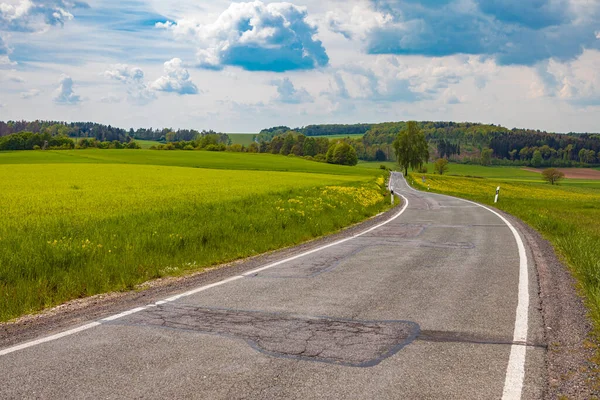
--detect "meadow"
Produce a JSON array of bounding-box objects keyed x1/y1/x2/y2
[
  {"x1": 409, "y1": 167, "x2": 600, "y2": 335},
  {"x1": 0, "y1": 151, "x2": 389, "y2": 321},
  {"x1": 228, "y1": 133, "x2": 257, "y2": 146},
  {"x1": 0, "y1": 150, "x2": 383, "y2": 176}
]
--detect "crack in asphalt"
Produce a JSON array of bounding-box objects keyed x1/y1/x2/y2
[{"x1": 104, "y1": 304, "x2": 419, "y2": 367}]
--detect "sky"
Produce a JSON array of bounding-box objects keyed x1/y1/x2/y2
[{"x1": 0, "y1": 0, "x2": 599, "y2": 133}]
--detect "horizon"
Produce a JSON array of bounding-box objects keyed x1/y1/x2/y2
[{"x1": 1, "y1": 1, "x2": 599, "y2": 133}]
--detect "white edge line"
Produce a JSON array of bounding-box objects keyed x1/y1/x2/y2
[
  {"x1": 402, "y1": 174, "x2": 529, "y2": 400},
  {"x1": 0, "y1": 322, "x2": 102, "y2": 357},
  {"x1": 0, "y1": 179, "x2": 409, "y2": 358}
]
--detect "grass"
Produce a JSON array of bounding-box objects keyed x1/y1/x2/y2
[
  {"x1": 409, "y1": 169, "x2": 600, "y2": 338},
  {"x1": 228, "y1": 133, "x2": 257, "y2": 146},
  {"x1": 135, "y1": 139, "x2": 162, "y2": 149},
  {"x1": 312, "y1": 133, "x2": 365, "y2": 139},
  {"x1": 357, "y1": 161, "x2": 399, "y2": 170},
  {"x1": 0, "y1": 152, "x2": 390, "y2": 321},
  {"x1": 0, "y1": 150, "x2": 382, "y2": 176}
]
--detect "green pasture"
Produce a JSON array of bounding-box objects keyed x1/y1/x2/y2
[
  {"x1": 0, "y1": 150, "x2": 381, "y2": 176},
  {"x1": 227, "y1": 133, "x2": 257, "y2": 146},
  {"x1": 0, "y1": 152, "x2": 389, "y2": 321},
  {"x1": 312, "y1": 133, "x2": 365, "y2": 140},
  {"x1": 135, "y1": 139, "x2": 162, "y2": 149}
]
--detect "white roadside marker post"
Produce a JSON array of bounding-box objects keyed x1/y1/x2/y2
[
  {"x1": 391, "y1": 189, "x2": 395, "y2": 205},
  {"x1": 495, "y1": 186, "x2": 500, "y2": 203}
]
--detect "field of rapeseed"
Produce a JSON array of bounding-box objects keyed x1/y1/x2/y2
[
  {"x1": 410, "y1": 172, "x2": 600, "y2": 335},
  {"x1": 0, "y1": 161, "x2": 390, "y2": 321}
]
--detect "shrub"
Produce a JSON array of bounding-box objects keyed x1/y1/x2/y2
[
  {"x1": 433, "y1": 158, "x2": 449, "y2": 175},
  {"x1": 417, "y1": 165, "x2": 428, "y2": 173},
  {"x1": 542, "y1": 168, "x2": 565, "y2": 185},
  {"x1": 183, "y1": 145, "x2": 194, "y2": 150}
]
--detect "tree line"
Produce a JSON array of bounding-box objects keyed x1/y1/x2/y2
[
  {"x1": 258, "y1": 121, "x2": 600, "y2": 166},
  {"x1": 0, "y1": 132, "x2": 141, "y2": 151}
]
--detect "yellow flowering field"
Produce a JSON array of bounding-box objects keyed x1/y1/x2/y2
[{"x1": 0, "y1": 162, "x2": 390, "y2": 321}]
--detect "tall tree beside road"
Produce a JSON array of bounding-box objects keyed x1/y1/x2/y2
[{"x1": 393, "y1": 121, "x2": 429, "y2": 176}]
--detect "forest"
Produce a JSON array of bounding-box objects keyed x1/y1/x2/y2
[{"x1": 2, "y1": 120, "x2": 599, "y2": 167}]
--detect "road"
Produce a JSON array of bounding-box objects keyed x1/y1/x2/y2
[{"x1": 0, "y1": 172, "x2": 545, "y2": 399}]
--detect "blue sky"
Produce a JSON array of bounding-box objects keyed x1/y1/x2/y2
[{"x1": 1, "y1": 0, "x2": 599, "y2": 132}]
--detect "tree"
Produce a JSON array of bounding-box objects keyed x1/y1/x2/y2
[
  {"x1": 393, "y1": 121, "x2": 429, "y2": 176},
  {"x1": 532, "y1": 150, "x2": 543, "y2": 167},
  {"x1": 434, "y1": 158, "x2": 449, "y2": 175},
  {"x1": 542, "y1": 168, "x2": 565, "y2": 185},
  {"x1": 480, "y1": 148, "x2": 493, "y2": 166},
  {"x1": 326, "y1": 142, "x2": 358, "y2": 166}
]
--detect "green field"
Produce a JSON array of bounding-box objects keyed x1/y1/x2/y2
[
  {"x1": 0, "y1": 150, "x2": 382, "y2": 176},
  {"x1": 0, "y1": 150, "x2": 389, "y2": 321},
  {"x1": 227, "y1": 133, "x2": 257, "y2": 146},
  {"x1": 312, "y1": 133, "x2": 365, "y2": 140},
  {"x1": 135, "y1": 139, "x2": 162, "y2": 149},
  {"x1": 409, "y1": 167, "x2": 600, "y2": 337}
]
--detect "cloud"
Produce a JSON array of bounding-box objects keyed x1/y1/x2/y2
[
  {"x1": 20, "y1": 88, "x2": 40, "y2": 98},
  {"x1": 0, "y1": 0, "x2": 88, "y2": 31},
  {"x1": 272, "y1": 77, "x2": 312, "y2": 104},
  {"x1": 150, "y1": 58, "x2": 198, "y2": 95},
  {"x1": 158, "y1": 1, "x2": 329, "y2": 72},
  {"x1": 52, "y1": 73, "x2": 80, "y2": 104},
  {"x1": 534, "y1": 49, "x2": 600, "y2": 106},
  {"x1": 104, "y1": 64, "x2": 156, "y2": 105},
  {"x1": 0, "y1": 0, "x2": 87, "y2": 63},
  {"x1": 99, "y1": 95, "x2": 121, "y2": 103},
  {"x1": 330, "y1": 0, "x2": 600, "y2": 66}
]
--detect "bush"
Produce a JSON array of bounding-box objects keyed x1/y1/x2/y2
[
  {"x1": 417, "y1": 165, "x2": 428, "y2": 173},
  {"x1": 542, "y1": 168, "x2": 565, "y2": 185},
  {"x1": 183, "y1": 145, "x2": 194, "y2": 150},
  {"x1": 433, "y1": 158, "x2": 449, "y2": 175},
  {"x1": 33, "y1": 145, "x2": 41, "y2": 150},
  {"x1": 205, "y1": 144, "x2": 226, "y2": 152},
  {"x1": 326, "y1": 142, "x2": 358, "y2": 166}
]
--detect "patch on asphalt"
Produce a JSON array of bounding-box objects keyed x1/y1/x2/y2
[{"x1": 109, "y1": 304, "x2": 419, "y2": 367}]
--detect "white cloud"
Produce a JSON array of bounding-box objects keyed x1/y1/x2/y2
[
  {"x1": 52, "y1": 73, "x2": 80, "y2": 104},
  {"x1": 158, "y1": 1, "x2": 329, "y2": 72},
  {"x1": 150, "y1": 58, "x2": 198, "y2": 95},
  {"x1": 0, "y1": 0, "x2": 84, "y2": 31},
  {"x1": 20, "y1": 88, "x2": 40, "y2": 98},
  {"x1": 99, "y1": 95, "x2": 121, "y2": 103},
  {"x1": 534, "y1": 50, "x2": 600, "y2": 106},
  {"x1": 104, "y1": 64, "x2": 156, "y2": 105},
  {"x1": 272, "y1": 77, "x2": 312, "y2": 104},
  {"x1": 326, "y1": 1, "x2": 394, "y2": 41}
]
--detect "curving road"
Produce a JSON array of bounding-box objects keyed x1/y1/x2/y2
[{"x1": 0, "y1": 172, "x2": 545, "y2": 399}]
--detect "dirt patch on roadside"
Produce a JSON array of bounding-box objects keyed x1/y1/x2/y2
[{"x1": 523, "y1": 167, "x2": 600, "y2": 180}]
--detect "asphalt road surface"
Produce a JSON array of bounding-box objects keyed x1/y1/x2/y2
[{"x1": 0, "y1": 173, "x2": 545, "y2": 399}]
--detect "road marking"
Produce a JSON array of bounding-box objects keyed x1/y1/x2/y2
[
  {"x1": 0, "y1": 322, "x2": 101, "y2": 357},
  {"x1": 400, "y1": 174, "x2": 529, "y2": 400},
  {"x1": 0, "y1": 179, "x2": 409, "y2": 357}
]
